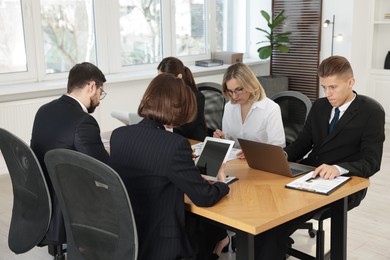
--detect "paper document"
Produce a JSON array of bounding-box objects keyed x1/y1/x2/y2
[{"x1": 285, "y1": 171, "x2": 351, "y2": 195}]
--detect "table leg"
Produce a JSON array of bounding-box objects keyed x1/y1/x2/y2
[
  {"x1": 330, "y1": 197, "x2": 347, "y2": 260},
  {"x1": 235, "y1": 231, "x2": 255, "y2": 260}
]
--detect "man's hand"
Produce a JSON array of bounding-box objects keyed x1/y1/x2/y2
[
  {"x1": 312, "y1": 164, "x2": 340, "y2": 179},
  {"x1": 213, "y1": 129, "x2": 225, "y2": 139}
]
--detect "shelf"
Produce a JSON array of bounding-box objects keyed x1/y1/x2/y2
[
  {"x1": 370, "y1": 68, "x2": 390, "y2": 76},
  {"x1": 373, "y1": 20, "x2": 390, "y2": 24}
]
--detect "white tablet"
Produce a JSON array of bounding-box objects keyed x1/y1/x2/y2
[{"x1": 194, "y1": 137, "x2": 236, "y2": 183}]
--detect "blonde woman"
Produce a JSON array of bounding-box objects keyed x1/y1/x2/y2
[{"x1": 214, "y1": 62, "x2": 285, "y2": 157}]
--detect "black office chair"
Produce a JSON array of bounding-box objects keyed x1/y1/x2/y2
[
  {"x1": 0, "y1": 128, "x2": 65, "y2": 259},
  {"x1": 197, "y1": 82, "x2": 226, "y2": 136},
  {"x1": 44, "y1": 149, "x2": 138, "y2": 260},
  {"x1": 271, "y1": 90, "x2": 312, "y2": 146}
]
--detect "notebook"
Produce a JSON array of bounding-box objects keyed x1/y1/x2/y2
[
  {"x1": 193, "y1": 137, "x2": 238, "y2": 184},
  {"x1": 238, "y1": 138, "x2": 315, "y2": 177}
]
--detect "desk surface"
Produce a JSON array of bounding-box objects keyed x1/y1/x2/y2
[{"x1": 185, "y1": 158, "x2": 370, "y2": 235}]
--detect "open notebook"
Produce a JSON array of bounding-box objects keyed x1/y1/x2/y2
[{"x1": 192, "y1": 137, "x2": 238, "y2": 184}]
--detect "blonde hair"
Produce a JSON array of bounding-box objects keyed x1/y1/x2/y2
[{"x1": 222, "y1": 63, "x2": 266, "y2": 103}]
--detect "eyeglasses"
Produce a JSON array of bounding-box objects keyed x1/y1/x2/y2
[
  {"x1": 225, "y1": 87, "x2": 244, "y2": 96},
  {"x1": 99, "y1": 87, "x2": 107, "y2": 100}
]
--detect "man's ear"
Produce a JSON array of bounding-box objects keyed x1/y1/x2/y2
[{"x1": 86, "y1": 81, "x2": 97, "y2": 95}]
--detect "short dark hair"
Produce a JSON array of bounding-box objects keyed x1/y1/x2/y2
[
  {"x1": 67, "y1": 62, "x2": 106, "y2": 93},
  {"x1": 318, "y1": 56, "x2": 354, "y2": 79},
  {"x1": 138, "y1": 73, "x2": 196, "y2": 127}
]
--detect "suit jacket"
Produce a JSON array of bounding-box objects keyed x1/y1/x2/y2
[
  {"x1": 285, "y1": 93, "x2": 385, "y2": 209},
  {"x1": 31, "y1": 94, "x2": 109, "y2": 244},
  {"x1": 174, "y1": 86, "x2": 208, "y2": 141},
  {"x1": 109, "y1": 119, "x2": 229, "y2": 260}
]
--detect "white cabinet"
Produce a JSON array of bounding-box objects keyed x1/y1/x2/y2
[
  {"x1": 369, "y1": 0, "x2": 390, "y2": 128},
  {"x1": 370, "y1": 0, "x2": 390, "y2": 72}
]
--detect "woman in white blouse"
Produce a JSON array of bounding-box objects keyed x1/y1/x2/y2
[{"x1": 214, "y1": 62, "x2": 285, "y2": 156}]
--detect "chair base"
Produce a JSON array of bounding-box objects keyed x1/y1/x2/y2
[{"x1": 48, "y1": 244, "x2": 66, "y2": 260}]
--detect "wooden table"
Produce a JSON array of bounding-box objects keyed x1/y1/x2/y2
[{"x1": 185, "y1": 158, "x2": 370, "y2": 259}]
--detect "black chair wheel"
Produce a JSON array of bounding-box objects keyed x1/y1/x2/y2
[
  {"x1": 231, "y1": 234, "x2": 236, "y2": 252},
  {"x1": 308, "y1": 229, "x2": 317, "y2": 238}
]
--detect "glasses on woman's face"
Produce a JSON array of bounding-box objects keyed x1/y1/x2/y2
[
  {"x1": 226, "y1": 87, "x2": 244, "y2": 96},
  {"x1": 99, "y1": 87, "x2": 107, "y2": 100}
]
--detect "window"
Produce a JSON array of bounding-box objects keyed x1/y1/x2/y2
[
  {"x1": 40, "y1": 0, "x2": 97, "y2": 73},
  {"x1": 0, "y1": 0, "x2": 261, "y2": 86},
  {"x1": 119, "y1": 0, "x2": 161, "y2": 66},
  {"x1": 0, "y1": 0, "x2": 27, "y2": 74}
]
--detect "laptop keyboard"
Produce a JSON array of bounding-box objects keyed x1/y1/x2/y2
[{"x1": 290, "y1": 168, "x2": 304, "y2": 176}]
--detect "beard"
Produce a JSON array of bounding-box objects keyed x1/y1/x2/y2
[{"x1": 87, "y1": 98, "x2": 100, "y2": 113}]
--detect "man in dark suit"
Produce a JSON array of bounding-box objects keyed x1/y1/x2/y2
[
  {"x1": 30, "y1": 62, "x2": 109, "y2": 256},
  {"x1": 254, "y1": 56, "x2": 385, "y2": 259}
]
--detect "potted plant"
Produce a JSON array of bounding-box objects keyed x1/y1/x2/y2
[{"x1": 256, "y1": 10, "x2": 291, "y2": 97}]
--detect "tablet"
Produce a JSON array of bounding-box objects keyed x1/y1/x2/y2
[{"x1": 194, "y1": 137, "x2": 236, "y2": 183}]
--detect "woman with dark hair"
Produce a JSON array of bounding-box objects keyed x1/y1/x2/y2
[
  {"x1": 157, "y1": 56, "x2": 208, "y2": 141},
  {"x1": 109, "y1": 73, "x2": 229, "y2": 260}
]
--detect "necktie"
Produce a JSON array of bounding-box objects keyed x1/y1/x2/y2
[{"x1": 328, "y1": 107, "x2": 340, "y2": 133}]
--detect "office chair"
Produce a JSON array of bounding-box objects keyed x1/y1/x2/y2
[
  {"x1": 111, "y1": 111, "x2": 143, "y2": 125},
  {"x1": 44, "y1": 149, "x2": 138, "y2": 260},
  {"x1": 197, "y1": 82, "x2": 226, "y2": 136},
  {"x1": 0, "y1": 128, "x2": 65, "y2": 259},
  {"x1": 270, "y1": 91, "x2": 312, "y2": 146}
]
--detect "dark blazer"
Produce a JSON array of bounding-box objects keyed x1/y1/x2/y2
[
  {"x1": 285, "y1": 93, "x2": 385, "y2": 209},
  {"x1": 109, "y1": 119, "x2": 229, "y2": 260},
  {"x1": 174, "y1": 86, "x2": 208, "y2": 141},
  {"x1": 31, "y1": 94, "x2": 109, "y2": 243}
]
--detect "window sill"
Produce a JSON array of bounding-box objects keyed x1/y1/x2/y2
[{"x1": 0, "y1": 59, "x2": 267, "y2": 102}]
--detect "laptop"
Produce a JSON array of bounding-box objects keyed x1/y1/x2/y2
[
  {"x1": 238, "y1": 138, "x2": 315, "y2": 177},
  {"x1": 193, "y1": 137, "x2": 238, "y2": 184}
]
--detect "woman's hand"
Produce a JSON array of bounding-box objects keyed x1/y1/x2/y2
[
  {"x1": 213, "y1": 129, "x2": 225, "y2": 139},
  {"x1": 216, "y1": 163, "x2": 227, "y2": 182},
  {"x1": 236, "y1": 150, "x2": 245, "y2": 159}
]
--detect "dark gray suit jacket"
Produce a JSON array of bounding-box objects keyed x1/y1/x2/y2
[
  {"x1": 31, "y1": 94, "x2": 109, "y2": 244},
  {"x1": 109, "y1": 119, "x2": 229, "y2": 260},
  {"x1": 285, "y1": 93, "x2": 385, "y2": 209}
]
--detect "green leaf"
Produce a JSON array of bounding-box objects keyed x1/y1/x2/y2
[
  {"x1": 276, "y1": 45, "x2": 289, "y2": 53},
  {"x1": 260, "y1": 10, "x2": 270, "y2": 23},
  {"x1": 258, "y1": 46, "x2": 272, "y2": 60}
]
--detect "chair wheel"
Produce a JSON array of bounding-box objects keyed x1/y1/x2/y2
[
  {"x1": 308, "y1": 229, "x2": 317, "y2": 238},
  {"x1": 231, "y1": 234, "x2": 236, "y2": 252}
]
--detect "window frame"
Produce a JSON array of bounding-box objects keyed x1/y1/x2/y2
[{"x1": 0, "y1": 0, "x2": 261, "y2": 87}]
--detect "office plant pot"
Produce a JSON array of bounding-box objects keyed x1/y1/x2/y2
[{"x1": 257, "y1": 75, "x2": 288, "y2": 97}]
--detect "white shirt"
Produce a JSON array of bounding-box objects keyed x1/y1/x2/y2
[
  {"x1": 66, "y1": 94, "x2": 88, "y2": 113},
  {"x1": 222, "y1": 97, "x2": 286, "y2": 148}
]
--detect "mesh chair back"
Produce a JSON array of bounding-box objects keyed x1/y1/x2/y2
[
  {"x1": 0, "y1": 128, "x2": 51, "y2": 254},
  {"x1": 44, "y1": 149, "x2": 138, "y2": 260},
  {"x1": 197, "y1": 82, "x2": 225, "y2": 135},
  {"x1": 271, "y1": 91, "x2": 312, "y2": 145}
]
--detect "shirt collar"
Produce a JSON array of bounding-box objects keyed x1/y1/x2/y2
[{"x1": 66, "y1": 94, "x2": 88, "y2": 113}]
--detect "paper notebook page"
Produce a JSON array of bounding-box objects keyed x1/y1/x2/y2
[{"x1": 286, "y1": 171, "x2": 350, "y2": 194}]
